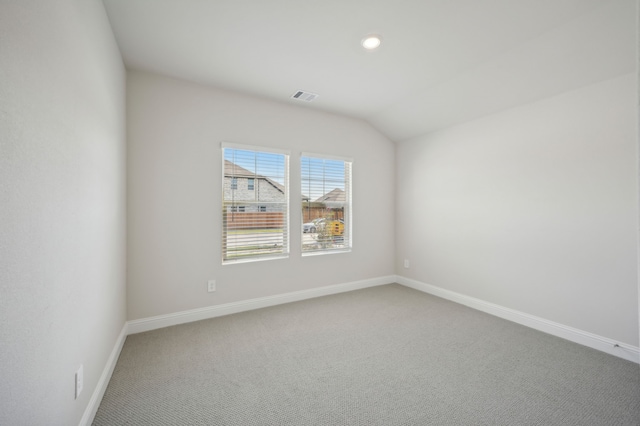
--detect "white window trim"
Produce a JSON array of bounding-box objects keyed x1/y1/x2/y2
[
  {"x1": 301, "y1": 152, "x2": 353, "y2": 163},
  {"x1": 222, "y1": 141, "x2": 290, "y2": 155}
]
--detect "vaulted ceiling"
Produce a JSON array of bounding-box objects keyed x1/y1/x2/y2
[{"x1": 103, "y1": 0, "x2": 636, "y2": 142}]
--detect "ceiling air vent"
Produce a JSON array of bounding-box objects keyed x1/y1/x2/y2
[{"x1": 291, "y1": 90, "x2": 318, "y2": 102}]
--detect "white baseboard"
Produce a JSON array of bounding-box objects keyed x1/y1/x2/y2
[
  {"x1": 127, "y1": 275, "x2": 396, "y2": 335},
  {"x1": 395, "y1": 275, "x2": 639, "y2": 364},
  {"x1": 79, "y1": 322, "x2": 128, "y2": 426}
]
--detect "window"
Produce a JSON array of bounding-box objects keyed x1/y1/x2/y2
[
  {"x1": 301, "y1": 154, "x2": 352, "y2": 254},
  {"x1": 222, "y1": 143, "x2": 289, "y2": 263}
]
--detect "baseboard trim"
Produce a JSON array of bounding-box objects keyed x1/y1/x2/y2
[
  {"x1": 79, "y1": 322, "x2": 128, "y2": 426},
  {"x1": 395, "y1": 275, "x2": 640, "y2": 364},
  {"x1": 127, "y1": 275, "x2": 396, "y2": 335}
]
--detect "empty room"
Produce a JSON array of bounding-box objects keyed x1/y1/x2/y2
[{"x1": 1, "y1": 0, "x2": 639, "y2": 425}]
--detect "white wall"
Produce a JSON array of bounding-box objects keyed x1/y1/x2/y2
[
  {"x1": 0, "y1": 1, "x2": 127, "y2": 424},
  {"x1": 126, "y1": 70, "x2": 395, "y2": 320},
  {"x1": 396, "y1": 73, "x2": 639, "y2": 346}
]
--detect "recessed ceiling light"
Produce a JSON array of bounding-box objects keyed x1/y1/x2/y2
[{"x1": 362, "y1": 34, "x2": 382, "y2": 50}]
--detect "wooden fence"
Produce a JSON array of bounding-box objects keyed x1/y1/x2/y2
[
  {"x1": 223, "y1": 209, "x2": 344, "y2": 230},
  {"x1": 224, "y1": 212, "x2": 284, "y2": 230},
  {"x1": 302, "y1": 206, "x2": 344, "y2": 222}
]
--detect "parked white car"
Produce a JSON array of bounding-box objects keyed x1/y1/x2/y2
[{"x1": 302, "y1": 218, "x2": 325, "y2": 233}]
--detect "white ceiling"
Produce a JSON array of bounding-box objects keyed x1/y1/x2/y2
[{"x1": 103, "y1": 0, "x2": 636, "y2": 142}]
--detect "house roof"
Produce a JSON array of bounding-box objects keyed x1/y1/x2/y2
[
  {"x1": 224, "y1": 160, "x2": 255, "y2": 178},
  {"x1": 315, "y1": 188, "x2": 345, "y2": 203}
]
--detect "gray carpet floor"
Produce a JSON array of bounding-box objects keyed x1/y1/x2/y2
[{"x1": 93, "y1": 284, "x2": 640, "y2": 425}]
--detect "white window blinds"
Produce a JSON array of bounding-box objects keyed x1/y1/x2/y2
[
  {"x1": 301, "y1": 154, "x2": 352, "y2": 254},
  {"x1": 222, "y1": 145, "x2": 289, "y2": 263}
]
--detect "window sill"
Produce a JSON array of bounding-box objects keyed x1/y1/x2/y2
[
  {"x1": 222, "y1": 254, "x2": 289, "y2": 265},
  {"x1": 301, "y1": 248, "x2": 352, "y2": 257}
]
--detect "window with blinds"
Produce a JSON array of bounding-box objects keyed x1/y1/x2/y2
[
  {"x1": 222, "y1": 144, "x2": 289, "y2": 263},
  {"x1": 301, "y1": 154, "x2": 352, "y2": 255}
]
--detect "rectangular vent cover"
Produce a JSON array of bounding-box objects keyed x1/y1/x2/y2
[{"x1": 291, "y1": 90, "x2": 318, "y2": 102}]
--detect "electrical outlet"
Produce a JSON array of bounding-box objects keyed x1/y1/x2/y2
[
  {"x1": 404, "y1": 259, "x2": 410, "y2": 269},
  {"x1": 75, "y1": 365, "x2": 83, "y2": 399},
  {"x1": 207, "y1": 280, "x2": 216, "y2": 292}
]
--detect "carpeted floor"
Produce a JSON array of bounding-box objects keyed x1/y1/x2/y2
[{"x1": 93, "y1": 284, "x2": 640, "y2": 425}]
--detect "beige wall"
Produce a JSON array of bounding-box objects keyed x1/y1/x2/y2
[
  {"x1": 126, "y1": 70, "x2": 396, "y2": 320},
  {"x1": 0, "y1": 0, "x2": 127, "y2": 424},
  {"x1": 396, "y1": 73, "x2": 639, "y2": 346}
]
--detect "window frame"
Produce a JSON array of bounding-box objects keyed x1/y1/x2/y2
[
  {"x1": 221, "y1": 142, "x2": 290, "y2": 264},
  {"x1": 300, "y1": 152, "x2": 353, "y2": 256}
]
